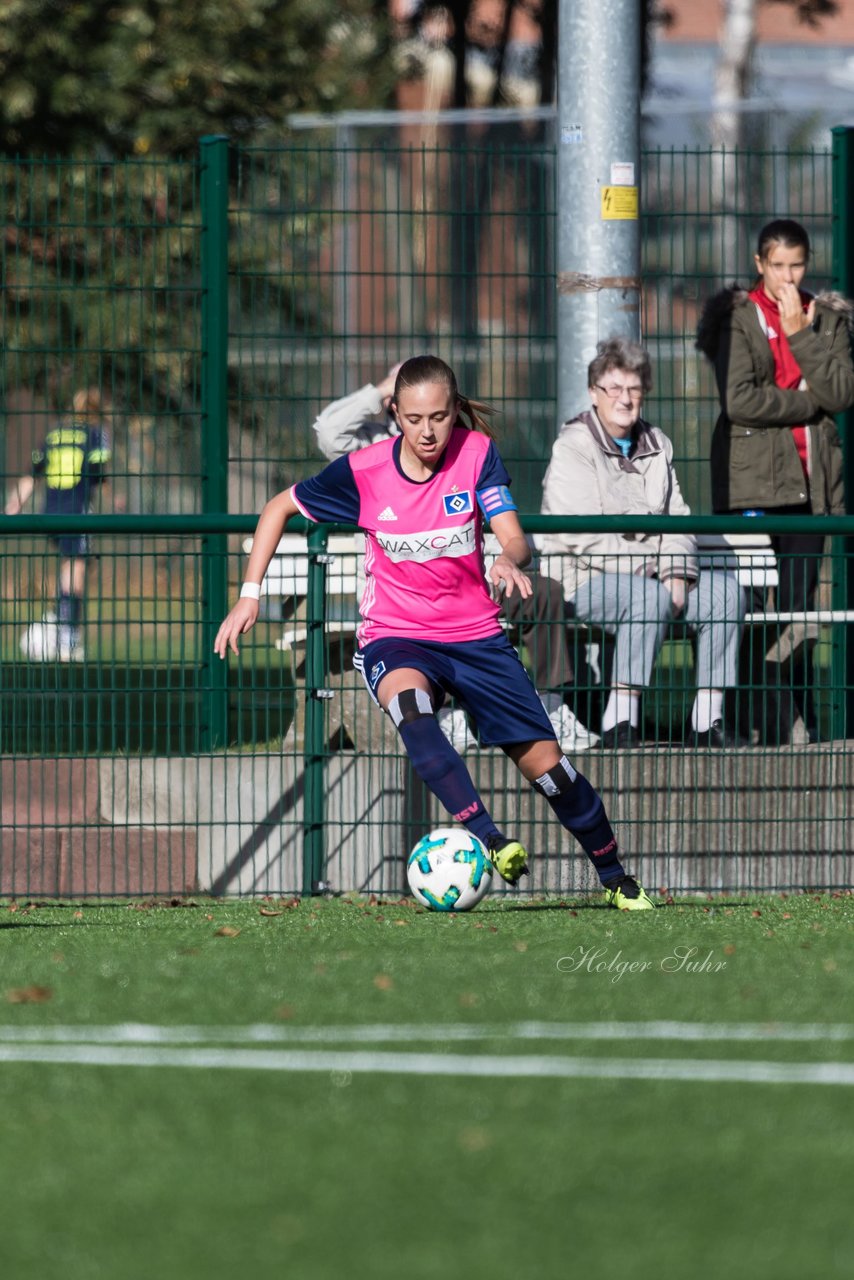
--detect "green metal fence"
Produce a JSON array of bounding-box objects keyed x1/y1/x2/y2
[
  {"x1": 2, "y1": 133, "x2": 847, "y2": 515},
  {"x1": 0, "y1": 513, "x2": 852, "y2": 899},
  {"x1": 2, "y1": 132, "x2": 854, "y2": 898}
]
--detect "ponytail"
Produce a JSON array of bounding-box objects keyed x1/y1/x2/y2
[{"x1": 457, "y1": 393, "x2": 496, "y2": 438}]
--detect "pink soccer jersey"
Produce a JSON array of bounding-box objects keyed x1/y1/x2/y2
[{"x1": 291, "y1": 426, "x2": 517, "y2": 645}]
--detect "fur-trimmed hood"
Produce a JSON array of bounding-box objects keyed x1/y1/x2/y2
[{"x1": 696, "y1": 284, "x2": 854, "y2": 360}]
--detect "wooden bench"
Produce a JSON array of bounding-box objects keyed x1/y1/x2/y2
[
  {"x1": 242, "y1": 533, "x2": 361, "y2": 652},
  {"x1": 697, "y1": 530, "x2": 854, "y2": 667},
  {"x1": 247, "y1": 529, "x2": 854, "y2": 746},
  {"x1": 248, "y1": 528, "x2": 854, "y2": 648}
]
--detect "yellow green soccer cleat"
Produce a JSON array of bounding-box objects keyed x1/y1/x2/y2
[
  {"x1": 486, "y1": 834, "x2": 529, "y2": 886},
  {"x1": 603, "y1": 875, "x2": 655, "y2": 911}
]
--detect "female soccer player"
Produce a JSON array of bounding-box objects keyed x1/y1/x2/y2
[{"x1": 215, "y1": 356, "x2": 653, "y2": 909}]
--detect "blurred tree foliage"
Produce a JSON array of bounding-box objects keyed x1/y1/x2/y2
[
  {"x1": 0, "y1": 0, "x2": 390, "y2": 156},
  {"x1": 0, "y1": 3, "x2": 389, "y2": 496}
]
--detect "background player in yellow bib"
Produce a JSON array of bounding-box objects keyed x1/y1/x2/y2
[{"x1": 5, "y1": 387, "x2": 112, "y2": 661}]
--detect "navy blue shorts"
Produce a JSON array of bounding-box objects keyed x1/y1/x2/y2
[
  {"x1": 355, "y1": 633, "x2": 555, "y2": 747},
  {"x1": 51, "y1": 534, "x2": 91, "y2": 560}
]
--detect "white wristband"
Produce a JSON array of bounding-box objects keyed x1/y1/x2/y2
[{"x1": 240, "y1": 582, "x2": 262, "y2": 600}]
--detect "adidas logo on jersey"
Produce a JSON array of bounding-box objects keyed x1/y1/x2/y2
[{"x1": 378, "y1": 506, "x2": 398, "y2": 521}]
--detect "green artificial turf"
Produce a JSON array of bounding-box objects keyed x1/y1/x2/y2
[{"x1": 1, "y1": 893, "x2": 853, "y2": 1280}]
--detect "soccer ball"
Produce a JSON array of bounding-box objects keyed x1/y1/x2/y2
[
  {"x1": 406, "y1": 827, "x2": 493, "y2": 912},
  {"x1": 19, "y1": 613, "x2": 58, "y2": 661}
]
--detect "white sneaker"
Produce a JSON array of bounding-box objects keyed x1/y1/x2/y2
[
  {"x1": 540, "y1": 694, "x2": 599, "y2": 752},
  {"x1": 437, "y1": 706, "x2": 477, "y2": 753},
  {"x1": 57, "y1": 643, "x2": 85, "y2": 663},
  {"x1": 19, "y1": 613, "x2": 58, "y2": 661}
]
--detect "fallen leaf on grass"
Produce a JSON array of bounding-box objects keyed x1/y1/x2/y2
[
  {"x1": 213, "y1": 926, "x2": 240, "y2": 938},
  {"x1": 7, "y1": 985, "x2": 52, "y2": 1004},
  {"x1": 373, "y1": 974, "x2": 394, "y2": 991},
  {"x1": 259, "y1": 908, "x2": 283, "y2": 917},
  {"x1": 458, "y1": 1126, "x2": 491, "y2": 1153},
  {"x1": 513, "y1": 941, "x2": 528, "y2": 952}
]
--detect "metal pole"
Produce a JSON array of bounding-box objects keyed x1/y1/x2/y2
[
  {"x1": 199, "y1": 135, "x2": 231, "y2": 751},
  {"x1": 303, "y1": 523, "x2": 331, "y2": 895},
  {"x1": 198, "y1": 135, "x2": 230, "y2": 747},
  {"x1": 831, "y1": 125, "x2": 854, "y2": 740},
  {"x1": 556, "y1": 0, "x2": 641, "y2": 426}
]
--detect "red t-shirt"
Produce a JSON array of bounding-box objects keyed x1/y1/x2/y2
[{"x1": 749, "y1": 284, "x2": 811, "y2": 478}]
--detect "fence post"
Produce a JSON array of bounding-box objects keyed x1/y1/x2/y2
[
  {"x1": 199, "y1": 135, "x2": 231, "y2": 751},
  {"x1": 831, "y1": 126, "x2": 854, "y2": 740},
  {"x1": 303, "y1": 523, "x2": 331, "y2": 895}
]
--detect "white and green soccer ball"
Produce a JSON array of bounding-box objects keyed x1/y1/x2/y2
[
  {"x1": 19, "y1": 612, "x2": 58, "y2": 661},
  {"x1": 406, "y1": 827, "x2": 492, "y2": 912}
]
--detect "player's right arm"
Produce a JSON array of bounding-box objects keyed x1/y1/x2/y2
[{"x1": 214, "y1": 487, "x2": 300, "y2": 658}]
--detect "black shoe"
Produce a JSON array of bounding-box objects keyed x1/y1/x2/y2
[
  {"x1": 600, "y1": 721, "x2": 641, "y2": 749},
  {"x1": 691, "y1": 719, "x2": 748, "y2": 749}
]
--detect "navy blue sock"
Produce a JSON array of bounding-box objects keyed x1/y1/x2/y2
[
  {"x1": 533, "y1": 756, "x2": 625, "y2": 885},
  {"x1": 57, "y1": 591, "x2": 82, "y2": 627},
  {"x1": 390, "y1": 692, "x2": 499, "y2": 846}
]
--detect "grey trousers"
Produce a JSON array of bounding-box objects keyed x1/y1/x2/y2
[
  {"x1": 501, "y1": 573, "x2": 574, "y2": 691},
  {"x1": 568, "y1": 571, "x2": 746, "y2": 689}
]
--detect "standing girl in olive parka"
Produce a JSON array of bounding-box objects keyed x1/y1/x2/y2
[{"x1": 696, "y1": 218, "x2": 854, "y2": 743}]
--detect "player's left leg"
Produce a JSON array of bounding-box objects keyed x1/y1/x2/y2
[
  {"x1": 457, "y1": 636, "x2": 654, "y2": 908},
  {"x1": 56, "y1": 549, "x2": 87, "y2": 660},
  {"x1": 507, "y1": 740, "x2": 653, "y2": 909},
  {"x1": 372, "y1": 662, "x2": 508, "y2": 854}
]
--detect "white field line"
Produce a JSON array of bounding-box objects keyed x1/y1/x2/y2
[
  {"x1": 0, "y1": 1042, "x2": 853, "y2": 1086},
  {"x1": 0, "y1": 1021, "x2": 853, "y2": 1046}
]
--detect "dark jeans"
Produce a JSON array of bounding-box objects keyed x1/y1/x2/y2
[
  {"x1": 501, "y1": 573, "x2": 574, "y2": 693},
  {"x1": 736, "y1": 504, "x2": 825, "y2": 742}
]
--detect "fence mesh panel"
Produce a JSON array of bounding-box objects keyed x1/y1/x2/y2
[{"x1": 1, "y1": 138, "x2": 851, "y2": 898}]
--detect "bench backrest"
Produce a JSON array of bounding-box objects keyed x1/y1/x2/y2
[
  {"x1": 242, "y1": 534, "x2": 360, "y2": 597},
  {"x1": 245, "y1": 529, "x2": 779, "y2": 598}
]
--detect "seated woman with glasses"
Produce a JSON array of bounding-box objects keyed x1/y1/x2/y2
[{"x1": 538, "y1": 336, "x2": 746, "y2": 749}]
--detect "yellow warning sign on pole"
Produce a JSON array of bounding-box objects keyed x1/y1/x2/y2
[{"x1": 600, "y1": 186, "x2": 638, "y2": 220}]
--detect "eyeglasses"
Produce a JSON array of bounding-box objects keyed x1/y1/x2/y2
[{"x1": 594, "y1": 383, "x2": 644, "y2": 401}]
